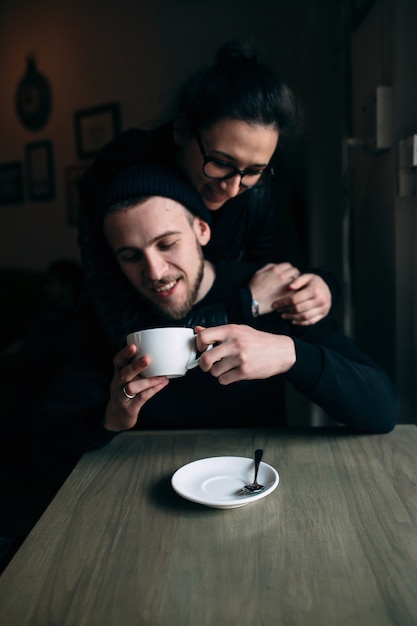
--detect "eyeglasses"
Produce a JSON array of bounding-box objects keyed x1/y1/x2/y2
[{"x1": 195, "y1": 133, "x2": 272, "y2": 190}]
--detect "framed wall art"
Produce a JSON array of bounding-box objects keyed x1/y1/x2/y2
[
  {"x1": 65, "y1": 164, "x2": 90, "y2": 225},
  {"x1": 74, "y1": 102, "x2": 121, "y2": 159},
  {"x1": 0, "y1": 161, "x2": 24, "y2": 204},
  {"x1": 25, "y1": 140, "x2": 55, "y2": 201}
]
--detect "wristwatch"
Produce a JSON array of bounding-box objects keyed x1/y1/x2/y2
[{"x1": 251, "y1": 298, "x2": 260, "y2": 318}]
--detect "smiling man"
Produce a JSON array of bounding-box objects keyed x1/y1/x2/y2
[
  {"x1": 29, "y1": 163, "x2": 398, "y2": 466},
  {"x1": 104, "y1": 194, "x2": 214, "y2": 320}
]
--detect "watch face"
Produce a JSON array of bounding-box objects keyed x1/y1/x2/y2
[
  {"x1": 251, "y1": 299, "x2": 260, "y2": 318},
  {"x1": 15, "y1": 56, "x2": 52, "y2": 131}
]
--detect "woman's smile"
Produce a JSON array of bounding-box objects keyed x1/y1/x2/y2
[{"x1": 201, "y1": 183, "x2": 228, "y2": 206}]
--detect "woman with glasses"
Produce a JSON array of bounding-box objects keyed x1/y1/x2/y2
[{"x1": 78, "y1": 41, "x2": 337, "y2": 351}]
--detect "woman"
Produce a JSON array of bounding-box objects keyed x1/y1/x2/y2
[{"x1": 78, "y1": 41, "x2": 337, "y2": 351}]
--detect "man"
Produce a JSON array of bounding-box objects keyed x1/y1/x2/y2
[{"x1": 31, "y1": 164, "x2": 398, "y2": 464}]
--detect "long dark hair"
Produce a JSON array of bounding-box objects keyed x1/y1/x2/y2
[{"x1": 176, "y1": 41, "x2": 303, "y2": 147}]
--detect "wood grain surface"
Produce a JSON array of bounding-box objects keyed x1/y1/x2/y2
[{"x1": 0, "y1": 425, "x2": 416, "y2": 626}]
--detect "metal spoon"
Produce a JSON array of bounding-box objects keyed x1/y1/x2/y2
[{"x1": 238, "y1": 449, "x2": 264, "y2": 495}]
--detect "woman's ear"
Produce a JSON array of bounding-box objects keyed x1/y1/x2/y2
[
  {"x1": 173, "y1": 114, "x2": 193, "y2": 146},
  {"x1": 194, "y1": 217, "x2": 211, "y2": 246}
]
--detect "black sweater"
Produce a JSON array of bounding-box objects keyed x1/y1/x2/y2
[
  {"x1": 77, "y1": 124, "x2": 339, "y2": 352},
  {"x1": 31, "y1": 259, "x2": 398, "y2": 466}
]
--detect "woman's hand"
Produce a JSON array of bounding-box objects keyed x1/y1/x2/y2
[
  {"x1": 104, "y1": 343, "x2": 169, "y2": 432},
  {"x1": 249, "y1": 264, "x2": 332, "y2": 325},
  {"x1": 272, "y1": 273, "x2": 332, "y2": 325},
  {"x1": 249, "y1": 262, "x2": 301, "y2": 315}
]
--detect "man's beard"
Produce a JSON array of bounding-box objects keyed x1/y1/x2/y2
[{"x1": 149, "y1": 249, "x2": 205, "y2": 321}]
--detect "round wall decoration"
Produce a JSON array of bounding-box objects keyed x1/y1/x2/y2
[{"x1": 15, "y1": 55, "x2": 53, "y2": 131}]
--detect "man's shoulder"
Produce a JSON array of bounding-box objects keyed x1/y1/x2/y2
[{"x1": 213, "y1": 258, "x2": 263, "y2": 285}]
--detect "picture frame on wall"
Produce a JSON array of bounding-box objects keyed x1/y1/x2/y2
[
  {"x1": 0, "y1": 161, "x2": 24, "y2": 204},
  {"x1": 65, "y1": 164, "x2": 90, "y2": 225},
  {"x1": 25, "y1": 140, "x2": 55, "y2": 201},
  {"x1": 74, "y1": 102, "x2": 121, "y2": 159}
]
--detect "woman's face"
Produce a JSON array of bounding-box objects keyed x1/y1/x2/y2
[{"x1": 175, "y1": 118, "x2": 279, "y2": 211}]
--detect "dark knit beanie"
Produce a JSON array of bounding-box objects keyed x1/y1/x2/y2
[{"x1": 99, "y1": 163, "x2": 211, "y2": 224}]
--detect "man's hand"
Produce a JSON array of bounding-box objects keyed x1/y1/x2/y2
[
  {"x1": 195, "y1": 324, "x2": 296, "y2": 385},
  {"x1": 272, "y1": 273, "x2": 332, "y2": 325},
  {"x1": 104, "y1": 343, "x2": 169, "y2": 432}
]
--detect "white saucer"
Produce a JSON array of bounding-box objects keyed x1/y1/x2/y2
[{"x1": 171, "y1": 456, "x2": 279, "y2": 509}]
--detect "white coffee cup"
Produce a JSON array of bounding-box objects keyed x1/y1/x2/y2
[{"x1": 126, "y1": 327, "x2": 211, "y2": 378}]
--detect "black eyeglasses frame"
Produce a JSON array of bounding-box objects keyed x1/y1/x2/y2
[{"x1": 195, "y1": 133, "x2": 273, "y2": 190}]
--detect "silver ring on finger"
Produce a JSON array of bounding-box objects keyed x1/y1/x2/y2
[{"x1": 122, "y1": 385, "x2": 136, "y2": 400}]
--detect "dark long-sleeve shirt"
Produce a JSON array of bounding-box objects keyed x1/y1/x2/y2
[
  {"x1": 30, "y1": 259, "x2": 398, "y2": 466},
  {"x1": 77, "y1": 125, "x2": 339, "y2": 352}
]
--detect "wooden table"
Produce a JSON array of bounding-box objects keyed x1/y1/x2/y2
[{"x1": 0, "y1": 425, "x2": 416, "y2": 626}]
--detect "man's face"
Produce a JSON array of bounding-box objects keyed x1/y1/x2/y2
[{"x1": 104, "y1": 197, "x2": 211, "y2": 320}]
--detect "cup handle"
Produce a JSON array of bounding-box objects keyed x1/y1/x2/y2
[{"x1": 187, "y1": 340, "x2": 214, "y2": 370}]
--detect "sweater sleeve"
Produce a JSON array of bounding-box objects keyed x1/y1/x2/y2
[{"x1": 284, "y1": 318, "x2": 399, "y2": 433}]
